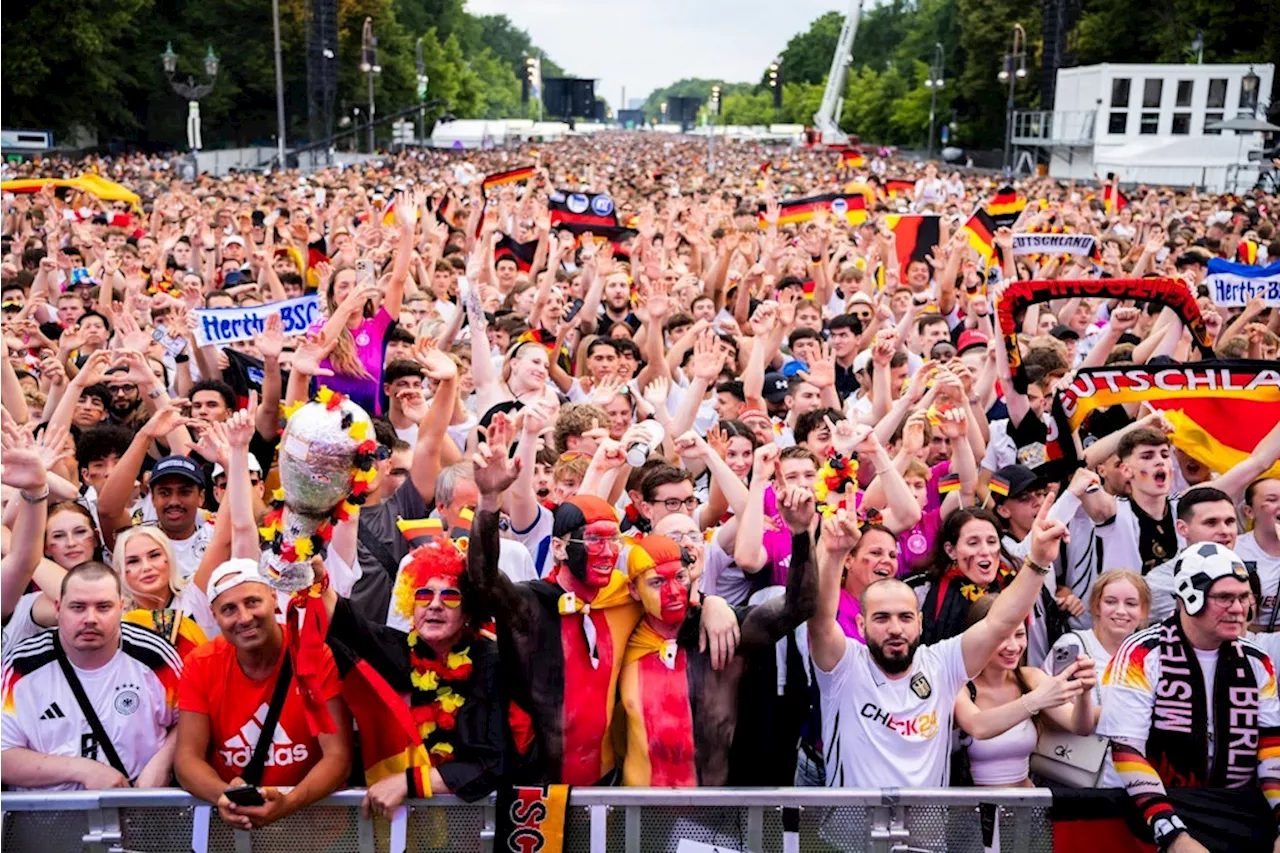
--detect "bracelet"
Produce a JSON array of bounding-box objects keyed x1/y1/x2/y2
[
  {"x1": 1023, "y1": 556, "x2": 1051, "y2": 576},
  {"x1": 174, "y1": 354, "x2": 190, "y2": 363},
  {"x1": 1019, "y1": 695, "x2": 1039, "y2": 717},
  {"x1": 20, "y1": 485, "x2": 50, "y2": 503},
  {"x1": 147, "y1": 387, "x2": 165, "y2": 399}
]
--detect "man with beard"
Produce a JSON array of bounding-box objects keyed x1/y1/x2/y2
[
  {"x1": 104, "y1": 366, "x2": 148, "y2": 431},
  {"x1": 616, "y1": 487, "x2": 818, "y2": 786},
  {"x1": 467, "y1": 440, "x2": 741, "y2": 785},
  {"x1": 807, "y1": 488, "x2": 1068, "y2": 787},
  {"x1": 1099, "y1": 542, "x2": 1279, "y2": 853}
]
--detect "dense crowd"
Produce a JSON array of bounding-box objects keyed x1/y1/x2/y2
[{"x1": 2, "y1": 136, "x2": 1279, "y2": 853}]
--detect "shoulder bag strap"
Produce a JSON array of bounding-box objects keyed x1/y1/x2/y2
[
  {"x1": 242, "y1": 653, "x2": 294, "y2": 787},
  {"x1": 53, "y1": 634, "x2": 132, "y2": 785}
]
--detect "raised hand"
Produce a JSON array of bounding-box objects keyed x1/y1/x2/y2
[
  {"x1": 752, "y1": 443, "x2": 780, "y2": 483},
  {"x1": 258, "y1": 313, "x2": 285, "y2": 361},
  {"x1": 473, "y1": 438, "x2": 522, "y2": 498},
  {"x1": 778, "y1": 485, "x2": 817, "y2": 533},
  {"x1": 141, "y1": 399, "x2": 190, "y2": 441},
  {"x1": 688, "y1": 331, "x2": 726, "y2": 382},
  {"x1": 414, "y1": 338, "x2": 457, "y2": 381},
  {"x1": 0, "y1": 422, "x2": 49, "y2": 492},
  {"x1": 1028, "y1": 485, "x2": 1068, "y2": 567},
  {"x1": 191, "y1": 418, "x2": 232, "y2": 467},
  {"x1": 290, "y1": 332, "x2": 338, "y2": 378},
  {"x1": 819, "y1": 508, "x2": 861, "y2": 557},
  {"x1": 798, "y1": 342, "x2": 837, "y2": 390},
  {"x1": 226, "y1": 391, "x2": 258, "y2": 449},
  {"x1": 642, "y1": 375, "x2": 671, "y2": 412}
]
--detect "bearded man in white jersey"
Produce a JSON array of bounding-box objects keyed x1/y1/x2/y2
[{"x1": 808, "y1": 490, "x2": 1068, "y2": 788}]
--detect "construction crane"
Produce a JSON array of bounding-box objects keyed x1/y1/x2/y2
[{"x1": 811, "y1": 0, "x2": 865, "y2": 147}]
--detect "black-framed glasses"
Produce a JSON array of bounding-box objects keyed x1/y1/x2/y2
[
  {"x1": 110, "y1": 384, "x2": 138, "y2": 396},
  {"x1": 657, "y1": 497, "x2": 700, "y2": 512}
]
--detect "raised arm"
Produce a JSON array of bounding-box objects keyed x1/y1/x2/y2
[
  {"x1": 97, "y1": 402, "x2": 189, "y2": 548},
  {"x1": 807, "y1": 509, "x2": 861, "y2": 673},
  {"x1": 739, "y1": 490, "x2": 820, "y2": 650},
  {"x1": 409, "y1": 343, "x2": 459, "y2": 505},
  {"x1": 254, "y1": 314, "x2": 285, "y2": 442},
  {"x1": 961, "y1": 487, "x2": 1067, "y2": 677},
  {"x1": 0, "y1": 429, "x2": 52, "y2": 619},
  {"x1": 383, "y1": 193, "x2": 418, "y2": 320},
  {"x1": 1213, "y1": 417, "x2": 1280, "y2": 501},
  {"x1": 470, "y1": 432, "x2": 527, "y2": 618},
  {"x1": 222, "y1": 398, "x2": 260, "y2": 560},
  {"x1": 508, "y1": 400, "x2": 557, "y2": 532},
  {"x1": 733, "y1": 445, "x2": 777, "y2": 573}
]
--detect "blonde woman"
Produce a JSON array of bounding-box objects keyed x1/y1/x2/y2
[{"x1": 113, "y1": 526, "x2": 211, "y2": 657}]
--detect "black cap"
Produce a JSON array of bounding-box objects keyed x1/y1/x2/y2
[
  {"x1": 991, "y1": 464, "x2": 1046, "y2": 501},
  {"x1": 762, "y1": 372, "x2": 791, "y2": 403},
  {"x1": 1049, "y1": 324, "x2": 1079, "y2": 341},
  {"x1": 151, "y1": 455, "x2": 206, "y2": 489}
]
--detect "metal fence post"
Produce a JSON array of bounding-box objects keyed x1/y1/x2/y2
[
  {"x1": 624, "y1": 805, "x2": 641, "y2": 853},
  {"x1": 746, "y1": 806, "x2": 763, "y2": 852},
  {"x1": 590, "y1": 804, "x2": 609, "y2": 853},
  {"x1": 83, "y1": 805, "x2": 120, "y2": 853}
]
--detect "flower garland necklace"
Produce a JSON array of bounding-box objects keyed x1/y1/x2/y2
[
  {"x1": 407, "y1": 632, "x2": 473, "y2": 766},
  {"x1": 813, "y1": 453, "x2": 858, "y2": 518},
  {"x1": 258, "y1": 387, "x2": 379, "y2": 563}
]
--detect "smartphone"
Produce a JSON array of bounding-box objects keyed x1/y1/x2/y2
[
  {"x1": 355, "y1": 258, "x2": 376, "y2": 289},
  {"x1": 314, "y1": 188, "x2": 327, "y2": 209},
  {"x1": 1051, "y1": 645, "x2": 1077, "y2": 678},
  {"x1": 223, "y1": 785, "x2": 265, "y2": 807}
]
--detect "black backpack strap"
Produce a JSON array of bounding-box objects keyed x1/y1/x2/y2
[
  {"x1": 357, "y1": 519, "x2": 401, "y2": 579},
  {"x1": 54, "y1": 634, "x2": 132, "y2": 785},
  {"x1": 241, "y1": 653, "x2": 294, "y2": 787}
]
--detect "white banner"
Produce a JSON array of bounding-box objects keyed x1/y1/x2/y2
[
  {"x1": 193, "y1": 294, "x2": 320, "y2": 346},
  {"x1": 1011, "y1": 232, "x2": 1097, "y2": 257},
  {"x1": 1205, "y1": 258, "x2": 1280, "y2": 307}
]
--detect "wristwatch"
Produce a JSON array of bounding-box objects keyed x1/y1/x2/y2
[{"x1": 1152, "y1": 815, "x2": 1187, "y2": 851}]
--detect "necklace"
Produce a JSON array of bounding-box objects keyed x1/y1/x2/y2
[{"x1": 407, "y1": 633, "x2": 473, "y2": 766}]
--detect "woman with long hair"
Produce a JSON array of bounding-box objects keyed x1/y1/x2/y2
[
  {"x1": 314, "y1": 200, "x2": 414, "y2": 416},
  {"x1": 912, "y1": 507, "x2": 1019, "y2": 645},
  {"x1": 954, "y1": 594, "x2": 1096, "y2": 788},
  {"x1": 472, "y1": 336, "x2": 561, "y2": 428},
  {"x1": 44, "y1": 501, "x2": 100, "y2": 569},
  {"x1": 113, "y1": 526, "x2": 211, "y2": 657}
]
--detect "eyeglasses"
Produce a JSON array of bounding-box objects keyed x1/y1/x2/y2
[
  {"x1": 664, "y1": 530, "x2": 703, "y2": 546},
  {"x1": 852, "y1": 310, "x2": 872, "y2": 320},
  {"x1": 414, "y1": 587, "x2": 463, "y2": 608},
  {"x1": 567, "y1": 534, "x2": 622, "y2": 553},
  {"x1": 657, "y1": 497, "x2": 700, "y2": 512},
  {"x1": 1206, "y1": 592, "x2": 1252, "y2": 608},
  {"x1": 110, "y1": 384, "x2": 138, "y2": 395}
]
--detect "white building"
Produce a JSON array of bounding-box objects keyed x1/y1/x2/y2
[{"x1": 1012, "y1": 62, "x2": 1274, "y2": 192}]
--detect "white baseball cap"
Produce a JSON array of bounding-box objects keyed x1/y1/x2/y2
[
  {"x1": 206, "y1": 558, "x2": 270, "y2": 602},
  {"x1": 211, "y1": 456, "x2": 263, "y2": 480}
]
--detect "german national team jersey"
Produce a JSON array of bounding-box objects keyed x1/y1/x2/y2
[
  {"x1": 815, "y1": 634, "x2": 969, "y2": 788},
  {"x1": 0, "y1": 624, "x2": 182, "y2": 790},
  {"x1": 178, "y1": 632, "x2": 340, "y2": 787}
]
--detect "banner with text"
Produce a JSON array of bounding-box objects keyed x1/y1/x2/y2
[
  {"x1": 1011, "y1": 232, "x2": 1097, "y2": 256},
  {"x1": 194, "y1": 294, "x2": 320, "y2": 347},
  {"x1": 1204, "y1": 257, "x2": 1280, "y2": 307}
]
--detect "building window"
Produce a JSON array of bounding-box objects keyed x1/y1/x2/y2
[
  {"x1": 1140, "y1": 113, "x2": 1159, "y2": 134},
  {"x1": 1204, "y1": 112, "x2": 1223, "y2": 135},
  {"x1": 1206, "y1": 78, "x2": 1227, "y2": 109},
  {"x1": 1111, "y1": 78, "x2": 1131, "y2": 108},
  {"x1": 1175, "y1": 80, "x2": 1193, "y2": 107},
  {"x1": 1172, "y1": 113, "x2": 1191, "y2": 135},
  {"x1": 1109, "y1": 112, "x2": 1128, "y2": 134},
  {"x1": 1143, "y1": 79, "x2": 1163, "y2": 109}
]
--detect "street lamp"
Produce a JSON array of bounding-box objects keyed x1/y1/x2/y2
[
  {"x1": 525, "y1": 56, "x2": 542, "y2": 121},
  {"x1": 660, "y1": 101, "x2": 668, "y2": 122},
  {"x1": 160, "y1": 42, "x2": 220, "y2": 180},
  {"x1": 360, "y1": 18, "x2": 380, "y2": 153},
  {"x1": 924, "y1": 42, "x2": 945, "y2": 159},
  {"x1": 768, "y1": 58, "x2": 782, "y2": 110},
  {"x1": 999, "y1": 23, "x2": 1028, "y2": 172},
  {"x1": 1240, "y1": 66, "x2": 1261, "y2": 117}
]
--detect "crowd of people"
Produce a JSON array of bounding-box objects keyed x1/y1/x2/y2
[{"x1": 1, "y1": 135, "x2": 1279, "y2": 852}]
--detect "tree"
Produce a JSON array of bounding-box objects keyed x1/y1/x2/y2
[
  {"x1": 956, "y1": 0, "x2": 1038, "y2": 148},
  {"x1": 777, "y1": 12, "x2": 844, "y2": 86},
  {"x1": 719, "y1": 90, "x2": 777, "y2": 126}
]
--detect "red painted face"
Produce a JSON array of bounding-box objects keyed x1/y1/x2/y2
[
  {"x1": 579, "y1": 519, "x2": 622, "y2": 588},
  {"x1": 635, "y1": 560, "x2": 691, "y2": 624}
]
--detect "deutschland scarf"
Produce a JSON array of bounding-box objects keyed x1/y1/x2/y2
[
  {"x1": 1146, "y1": 616, "x2": 1259, "y2": 789},
  {"x1": 922, "y1": 561, "x2": 1018, "y2": 645}
]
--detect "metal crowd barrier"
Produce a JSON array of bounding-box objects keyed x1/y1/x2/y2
[{"x1": 0, "y1": 787, "x2": 1054, "y2": 853}]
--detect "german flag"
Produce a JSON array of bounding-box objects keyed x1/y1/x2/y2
[
  {"x1": 759, "y1": 162, "x2": 772, "y2": 174},
  {"x1": 937, "y1": 472, "x2": 961, "y2": 494},
  {"x1": 986, "y1": 185, "x2": 1026, "y2": 229},
  {"x1": 884, "y1": 178, "x2": 916, "y2": 198},
  {"x1": 482, "y1": 165, "x2": 536, "y2": 194},
  {"x1": 548, "y1": 190, "x2": 619, "y2": 233},
  {"x1": 759, "y1": 193, "x2": 868, "y2": 227},
  {"x1": 1103, "y1": 185, "x2": 1129, "y2": 213},
  {"x1": 883, "y1": 214, "x2": 942, "y2": 277},
  {"x1": 988, "y1": 475, "x2": 1010, "y2": 498},
  {"x1": 839, "y1": 149, "x2": 865, "y2": 168},
  {"x1": 1059, "y1": 361, "x2": 1280, "y2": 480},
  {"x1": 1237, "y1": 238, "x2": 1259, "y2": 265},
  {"x1": 494, "y1": 234, "x2": 540, "y2": 272},
  {"x1": 398, "y1": 517, "x2": 444, "y2": 548},
  {"x1": 962, "y1": 209, "x2": 998, "y2": 267}
]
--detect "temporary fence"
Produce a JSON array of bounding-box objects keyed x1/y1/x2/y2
[{"x1": 0, "y1": 786, "x2": 1053, "y2": 853}]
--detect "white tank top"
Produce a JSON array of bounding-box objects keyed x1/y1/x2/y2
[{"x1": 967, "y1": 717, "x2": 1037, "y2": 785}]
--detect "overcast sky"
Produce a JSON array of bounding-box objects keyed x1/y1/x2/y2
[{"x1": 467, "y1": 0, "x2": 845, "y2": 111}]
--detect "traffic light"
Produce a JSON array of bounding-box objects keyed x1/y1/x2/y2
[{"x1": 768, "y1": 60, "x2": 781, "y2": 109}]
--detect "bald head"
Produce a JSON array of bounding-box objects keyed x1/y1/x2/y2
[{"x1": 859, "y1": 577, "x2": 917, "y2": 615}]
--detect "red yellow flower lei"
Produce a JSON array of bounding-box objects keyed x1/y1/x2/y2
[
  {"x1": 407, "y1": 632, "x2": 473, "y2": 766},
  {"x1": 813, "y1": 453, "x2": 858, "y2": 517},
  {"x1": 258, "y1": 387, "x2": 379, "y2": 563}
]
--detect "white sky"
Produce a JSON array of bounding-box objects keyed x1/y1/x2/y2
[{"x1": 467, "y1": 0, "x2": 847, "y2": 111}]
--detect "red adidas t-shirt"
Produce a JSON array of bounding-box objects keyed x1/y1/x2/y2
[{"x1": 178, "y1": 631, "x2": 340, "y2": 787}]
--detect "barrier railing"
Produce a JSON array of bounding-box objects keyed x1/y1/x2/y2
[{"x1": 0, "y1": 787, "x2": 1053, "y2": 853}]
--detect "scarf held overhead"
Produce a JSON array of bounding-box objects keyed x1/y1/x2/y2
[
  {"x1": 997, "y1": 278, "x2": 1213, "y2": 392},
  {"x1": 1058, "y1": 361, "x2": 1280, "y2": 479}
]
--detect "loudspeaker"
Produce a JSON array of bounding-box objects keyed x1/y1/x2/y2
[{"x1": 542, "y1": 78, "x2": 596, "y2": 119}]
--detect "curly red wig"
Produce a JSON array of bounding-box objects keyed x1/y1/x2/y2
[{"x1": 391, "y1": 540, "x2": 466, "y2": 620}]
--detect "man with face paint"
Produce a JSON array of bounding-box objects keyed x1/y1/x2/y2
[
  {"x1": 617, "y1": 500, "x2": 818, "y2": 786},
  {"x1": 468, "y1": 441, "x2": 743, "y2": 785}
]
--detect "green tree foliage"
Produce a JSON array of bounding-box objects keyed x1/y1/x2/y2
[
  {"x1": 643, "y1": 79, "x2": 754, "y2": 122},
  {"x1": 0, "y1": 0, "x2": 563, "y2": 148}
]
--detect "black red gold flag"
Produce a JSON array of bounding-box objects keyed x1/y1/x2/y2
[
  {"x1": 883, "y1": 214, "x2": 942, "y2": 278},
  {"x1": 759, "y1": 193, "x2": 868, "y2": 227},
  {"x1": 482, "y1": 165, "x2": 536, "y2": 194}
]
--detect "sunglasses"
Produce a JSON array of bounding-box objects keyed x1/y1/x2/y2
[
  {"x1": 414, "y1": 587, "x2": 463, "y2": 608},
  {"x1": 851, "y1": 310, "x2": 872, "y2": 320}
]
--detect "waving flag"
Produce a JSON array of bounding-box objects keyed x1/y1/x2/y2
[
  {"x1": 884, "y1": 214, "x2": 941, "y2": 277},
  {"x1": 839, "y1": 149, "x2": 865, "y2": 168},
  {"x1": 1103, "y1": 184, "x2": 1129, "y2": 213},
  {"x1": 986, "y1": 185, "x2": 1026, "y2": 229},
  {"x1": 1204, "y1": 257, "x2": 1280, "y2": 307},
  {"x1": 482, "y1": 165, "x2": 536, "y2": 194},
  {"x1": 494, "y1": 234, "x2": 540, "y2": 272},
  {"x1": 883, "y1": 178, "x2": 915, "y2": 198},
  {"x1": 962, "y1": 209, "x2": 998, "y2": 266},
  {"x1": 759, "y1": 193, "x2": 868, "y2": 227}
]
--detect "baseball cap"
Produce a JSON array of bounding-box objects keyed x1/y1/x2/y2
[
  {"x1": 1049, "y1": 324, "x2": 1080, "y2": 342},
  {"x1": 206, "y1": 558, "x2": 270, "y2": 602},
  {"x1": 739, "y1": 405, "x2": 772, "y2": 429},
  {"x1": 781, "y1": 360, "x2": 808, "y2": 378},
  {"x1": 990, "y1": 464, "x2": 1046, "y2": 501},
  {"x1": 853, "y1": 348, "x2": 873, "y2": 374},
  {"x1": 222, "y1": 235, "x2": 246, "y2": 249},
  {"x1": 956, "y1": 330, "x2": 989, "y2": 355},
  {"x1": 211, "y1": 456, "x2": 264, "y2": 480},
  {"x1": 847, "y1": 292, "x2": 874, "y2": 308},
  {"x1": 762, "y1": 372, "x2": 791, "y2": 403},
  {"x1": 151, "y1": 456, "x2": 206, "y2": 489}
]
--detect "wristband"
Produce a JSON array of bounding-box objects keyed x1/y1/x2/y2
[
  {"x1": 1023, "y1": 556, "x2": 1051, "y2": 576},
  {"x1": 1152, "y1": 815, "x2": 1187, "y2": 850},
  {"x1": 174, "y1": 354, "x2": 190, "y2": 363},
  {"x1": 147, "y1": 387, "x2": 165, "y2": 400},
  {"x1": 20, "y1": 485, "x2": 50, "y2": 503},
  {"x1": 1019, "y1": 694, "x2": 1039, "y2": 717},
  {"x1": 406, "y1": 766, "x2": 432, "y2": 798}
]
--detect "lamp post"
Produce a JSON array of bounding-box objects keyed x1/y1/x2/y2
[
  {"x1": 708, "y1": 85, "x2": 721, "y2": 175},
  {"x1": 525, "y1": 56, "x2": 542, "y2": 121},
  {"x1": 998, "y1": 23, "x2": 1028, "y2": 173},
  {"x1": 161, "y1": 43, "x2": 219, "y2": 180},
  {"x1": 660, "y1": 101, "x2": 668, "y2": 123},
  {"x1": 924, "y1": 42, "x2": 945, "y2": 160},
  {"x1": 271, "y1": 0, "x2": 286, "y2": 168},
  {"x1": 415, "y1": 37, "x2": 429, "y2": 144},
  {"x1": 360, "y1": 18, "x2": 381, "y2": 153},
  {"x1": 768, "y1": 58, "x2": 782, "y2": 111}
]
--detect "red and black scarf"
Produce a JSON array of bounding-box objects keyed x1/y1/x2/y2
[{"x1": 1146, "y1": 617, "x2": 1261, "y2": 790}]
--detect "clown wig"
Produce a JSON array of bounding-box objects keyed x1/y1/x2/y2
[{"x1": 391, "y1": 540, "x2": 472, "y2": 623}]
